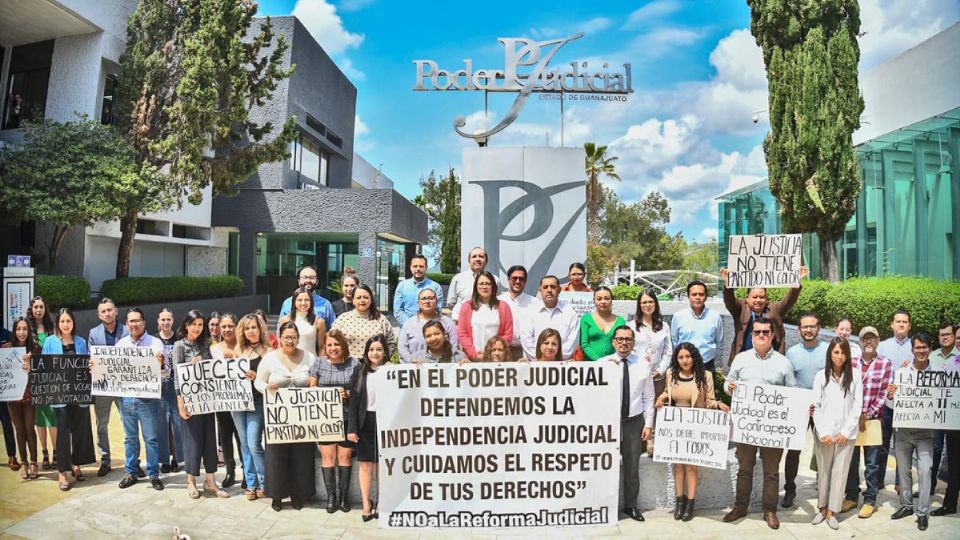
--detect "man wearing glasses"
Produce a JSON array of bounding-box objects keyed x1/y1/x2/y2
[
  {"x1": 276, "y1": 265, "x2": 337, "y2": 331},
  {"x1": 397, "y1": 288, "x2": 458, "y2": 363},
  {"x1": 498, "y1": 265, "x2": 537, "y2": 360},
  {"x1": 723, "y1": 318, "x2": 798, "y2": 530}
]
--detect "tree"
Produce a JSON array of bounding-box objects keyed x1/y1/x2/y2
[
  {"x1": 748, "y1": 0, "x2": 864, "y2": 282},
  {"x1": 584, "y1": 142, "x2": 621, "y2": 246},
  {"x1": 414, "y1": 168, "x2": 461, "y2": 273},
  {"x1": 113, "y1": 0, "x2": 298, "y2": 277},
  {"x1": 0, "y1": 119, "x2": 172, "y2": 269},
  {"x1": 596, "y1": 187, "x2": 686, "y2": 273}
]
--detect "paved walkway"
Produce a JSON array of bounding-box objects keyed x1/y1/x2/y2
[{"x1": 0, "y1": 411, "x2": 956, "y2": 539}]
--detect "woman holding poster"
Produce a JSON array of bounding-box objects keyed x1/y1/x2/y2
[
  {"x1": 655, "y1": 343, "x2": 729, "y2": 521},
  {"x1": 257, "y1": 321, "x2": 316, "y2": 512},
  {"x1": 579, "y1": 287, "x2": 624, "y2": 361},
  {"x1": 481, "y1": 336, "x2": 511, "y2": 362},
  {"x1": 347, "y1": 335, "x2": 390, "y2": 521},
  {"x1": 4, "y1": 317, "x2": 40, "y2": 479},
  {"x1": 811, "y1": 337, "x2": 862, "y2": 530},
  {"x1": 41, "y1": 308, "x2": 95, "y2": 491},
  {"x1": 27, "y1": 296, "x2": 57, "y2": 471}
]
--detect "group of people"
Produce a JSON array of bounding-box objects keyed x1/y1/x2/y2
[{"x1": 1, "y1": 248, "x2": 957, "y2": 531}]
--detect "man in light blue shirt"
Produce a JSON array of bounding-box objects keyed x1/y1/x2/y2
[
  {"x1": 277, "y1": 265, "x2": 336, "y2": 330},
  {"x1": 782, "y1": 312, "x2": 829, "y2": 507},
  {"x1": 393, "y1": 254, "x2": 444, "y2": 327},
  {"x1": 671, "y1": 280, "x2": 724, "y2": 371}
]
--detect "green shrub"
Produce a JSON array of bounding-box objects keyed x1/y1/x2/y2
[
  {"x1": 611, "y1": 284, "x2": 642, "y2": 301},
  {"x1": 100, "y1": 275, "x2": 244, "y2": 305},
  {"x1": 36, "y1": 275, "x2": 92, "y2": 309},
  {"x1": 427, "y1": 272, "x2": 454, "y2": 285}
]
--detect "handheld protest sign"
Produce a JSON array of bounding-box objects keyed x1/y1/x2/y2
[
  {"x1": 176, "y1": 357, "x2": 254, "y2": 415},
  {"x1": 90, "y1": 345, "x2": 161, "y2": 399},
  {"x1": 653, "y1": 406, "x2": 730, "y2": 470},
  {"x1": 729, "y1": 382, "x2": 813, "y2": 451},
  {"x1": 31, "y1": 354, "x2": 92, "y2": 405},
  {"x1": 725, "y1": 234, "x2": 803, "y2": 288},
  {"x1": 892, "y1": 370, "x2": 960, "y2": 430},
  {"x1": 264, "y1": 387, "x2": 343, "y2": 443},
  {"x1": 0, "y1": 347, "x2": 28, "y2": 401}
]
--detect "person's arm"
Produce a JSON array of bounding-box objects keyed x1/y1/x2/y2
[
  {"x1": 783, "y1": 358, "x2": 797, "y2": 387},
  {"x1": 315, "y1": 318, "x2": 327, "y2": 355},
  {"x1": 320, "y1": 301, "x2": 336, "y2": 331},
  {"x1": 726, "y1": 356, "x2": 741, "y2": 392},
  {"x1": 398, "y1": 320, "x2": 414, "y2": 363},
  {"x1": 657, "y1": 330, "x2": 674, "y2": 375},
  {"x1": 811, "y1": 371, "x2": 827, "y2": 436},
  {"x1": 433, "y1": 282, "x2": 445, "y2": 310},
  {"x1": 642, "y1": 373, "x2": 655, "y2": 429},
  {"x1": 393, "y1": 282, "x2": 407, "y2": 327},
  {"x1": 383, "y1": 317, "x2": 397, "y2": 357},
  {"x1": 346, "y1": 376, "x2": 364, "y2": 437},
  {"x1": 579, "y1": 316, "x2": 591, "y2": 358},
  {"x1": 670, "y1": 316, "x2": 680, "y2": 347},
  {"x1": 520, "y1": 310, "x2": 536, "y2": 360},
  {"x1": 457, "y1": 304, "x2": 478, "y2": 359},
  {"x1": 276, "y1": 297, "x2": 291, "y2": 334},
  {"x1": 561, "y1": 310, "x2": 579, "y2": 360},
  {"x1": 254, "y1": 356, "x2": 271, "y2": 393},
  {"x1": 721, "y1": 280, "x2": 741, "y2": 317},
  {"x1": 704, "y1": 372, "x2": 726, "y2": 410},
  {"x1": 444, "y1": 317, "x2": 459, "y2": 349},
  {"x1": 842, "y1": 377, "x2": 864, "y2": 441},
  {"x1": 498, "y1": 303, "x2": 514, "y2": 345},
  {"x1": 446, "y1": 275, "x2": 461, "y2": 309}
]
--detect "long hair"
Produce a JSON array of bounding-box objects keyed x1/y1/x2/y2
[
  {"x1": 535, "y1": 328, "x2": 562, "y2": 361},
  {"x1": 54, "y1": 308, "x2": 77, "y2": 340},
  {"x1": 8, "y1": 317, "x2": 36, "y2": 351},
  {"x1": 235, "y1": 313, "x2": 268, "y2": 356},
  {"x1": 354, "y1": 284, "x2": 381, "y2": 320},
  {"x1": 469, "y1": 271, "x2": 500, "y2": 311},
  {"x1": 175, "y1": 309, "x2": 210, "y2": 348},
  {"x1": 634, "y1": 289, "x2": 664, "y2": 332},
  {"x1": 823, "y1": 337, "x2": 853, "y2": 397},
  {"x1": 669, "y1": 342, "x2": 707, "y2": 392},
  {"x1": 482, "y1": 336, "x2": 512, "y2": 362},
  {"x1": 324, "y1": 328, "x2": 351, "y2": 360},
  {"x1": 289, "y1": 287, "x2": 316, "y2": 325},
  {"x1": 360, "y1": 334, "x2": 391, "y2": 376},
  {"x1": 28, "y1": 296, "x2": 54, "y2": 337},
  {"x1": 422, "y1": 319, "x2": 454, "y2": 362}
]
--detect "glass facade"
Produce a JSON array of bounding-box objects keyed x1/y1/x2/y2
[
  {"x1": 253, "y1": 233, "x2": 358, "y2": 311},
  {"x1": 718, "y1": 108, "x2": 960, "y2": 280},
  {"x1": 290, "y1": 133, "x2": 329, "y2": 189},
  {"x1": 2, "y1": 40, "x2": 54, "y2": 130},
  {"x1": 375, "y1": 236, "x2": 405, "y2": 313}
]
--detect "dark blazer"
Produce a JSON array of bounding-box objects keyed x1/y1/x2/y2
[
  {"x1": 347, "y1": 368, "x2": 371, "y2": 436},
  {"x1": 722, "y1": 285, "x2": 800, "y2": 364},
  {"x1": 332, "y1": 299, "x2": 353, "y2": 317},
  {"x1": 88, "y1": 323, "x2": 129, "y2": 346}
]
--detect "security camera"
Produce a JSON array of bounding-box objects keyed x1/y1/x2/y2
[{"x1": 751, "y1": 113, "x2": 760, "y2": 124}]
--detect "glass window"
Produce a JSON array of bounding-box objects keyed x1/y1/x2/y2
[
  {"x1": 291, "y1": 133, "x2": 329, "y2": 188},
  {"x1": 3, "y1": 40, "x2": 54, "y2": 129},
  {"x1": 101, "y1": 75, "x2": 118, "y2": 124}
]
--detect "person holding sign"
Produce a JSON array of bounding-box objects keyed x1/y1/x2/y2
[
  {"x1": 536, "y1": 329, "x2": 563, "y2": 362},
  {"x1": 211, "y1": 313, "x2": 246, "y2": 490},
  {"x1": 156, "y1": 308, "x2": 183, "y2": 474},
  {"x1": 670, "y1": 281, "x2": 723, "y2": 372},
  {"x1": 601, "y1": 325, "x2": 654, "y2": 522},
  {"x1": 278, "y1": 288, "x2": 327, "y2": 356},
  {"x1": 723, "y1": 317, "x2": 797, "y2": 530},
  {"x1": 887, "y1": 333, "x2": 938, "y2": 531},
  {"x1": 4, "y1": 318, "x2": 39, "y2": 479},
  {"x1": 232, "y1": 314, "x2": 269, "y2": 501},
  {"x1": 579, "y1": 287, "x2": 624, "y2": 361},
  {"x1": 173, "y1": 310, "x2": 229, "y2": 500},
  {"x1": 88, "y1": 298, "x2": 128, "y2": 478},
  {"x1": 417, "y1": 320, "x2": 465, "y2": 363},
  {"x1": 347, "y1": 335, "x2": 391, "y2": 521},
  {"x1": 111, "y1": 308, "x2": 166, "y2": 491},
  {"x1": 397, "y1": 288, "x2": 457, "y2": 363},
  {"x1": 257, "y1": 321, "x2": 317, "y2": 512},
  {"x1": 41, "y1": 308, "x2": 95, "y2": 492},
  {"x1": 309, "y1": 329, "x2": 361, "y2": 513},
  {"x1": 932, "y1": 335, "x2": 960, "y2": 517},
  {"x1": 655, "y1": 342, "x2": 729, "y2": 522},
  {"x1": 331, "y1": 285, "x2": 395, "y2": 359},
  {"x1": 457, "y1": 271, "x2": 513, "y2": 361},
  {"x1": 811, "y1": 337, "x2": 863, "y2": 530},
  {"x1": 561, "y1": 262, "x2": 592, "y2": 292}
]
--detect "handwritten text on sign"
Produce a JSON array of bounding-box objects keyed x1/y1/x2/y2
[
  {"x1": 31, "y1": 354, "x2": 92, "y2": 405},
  {"x1": 374, "y1": 363, "x2": 620, "y2": 528},
  {"x1": 90, "y1": 346, "x2": 161, "y2": 399},
  {"x1": 653, "y1": 406, "x2": 730, "y2": 470},
  {"x1": 730, "y1": 383, "x2": 813, "y2": 451},
  {"x1": 558, "y1": 292, "x2": 594, "y2": 317},
  {"x1": 726, "y1": 234, "x2": 802, "y2": 288},
  {"x1": 264, "y1": 387, "x2": 343, "y2": 443},
  {"x1": 0, "y1": 347, "x2": 28, "y2": 401},
  {"x1": 893, "y1": 370, "x2": 960, "y2": 430},
  {"x1": 176, "y1": 358, "x2": 254, "y2": 415}
]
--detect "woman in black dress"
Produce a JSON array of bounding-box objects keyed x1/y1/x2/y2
[{"x1": 347, "y1": 335, "x2": 390, "y2": 521}]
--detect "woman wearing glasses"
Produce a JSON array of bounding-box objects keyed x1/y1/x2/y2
[
  {"x1": 398, "y1": 288, "x2": 458, "y2": 363},
  {"x1": 457, "y1": 271, "x2": 513, "y2": 362}
]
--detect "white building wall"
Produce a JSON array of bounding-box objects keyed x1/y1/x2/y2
[
  {"x1": 85, "y1": 236, "x2": 186, "y2": 291},
  {"x1": 352, "y1": 152, "x2": 395, "y2": 189}
]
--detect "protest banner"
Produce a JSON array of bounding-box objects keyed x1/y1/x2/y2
[
  {"x1": 725, "y1": 234, "x2": 803, "y2": 288},
  {"x1": 31, "y1": 354, "x2": 92, "y2": 405},
  {"x1": 374, "y1": 363, "x2": 620, "y2": 528},
  {"x1": 653, "y1": 406, "x2": 730, "y2": 470},
  {"x1": 0, "y1": 347, "x2": 28, "y2": 401},
  {"x1": 729, "y1": 383, "x2": 814, "y2": 451},
  {"x1": 558, "y1": 292, "x2": 594, "y2": 317},
  {"x1": 176, "y1": 358, "x2": 254, "y2": 414},
  {"x1": 90, "y1": 345, "x2": 161, "y2": 399},
  {"x1": 264, "y1": 387, "x2": 343, "y2": 444},
  {"x1": 892, "y1": 369, "x2": 960, "y2": 430}
]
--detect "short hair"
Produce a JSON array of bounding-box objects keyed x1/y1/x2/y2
[
  {"x1": 938, "y1": 319, "x2": 954, "y2": 332},
  {"x1": 892, "y1": 309, "x2": 911, "y2": 322},
  {"x1": 99, "y1": 297, "x2": 116, "y2": 307},
  {"x1": 686, "y1": 280, "x2": 707, "y2": 294},
  {"x1": 506, "y1": 265, "x2": 527, "y2": 278},
  {"x1": 299, "y1": 265, "x2": 318, "y2": 277},
  {"x1": 912, "y1": 333, "x2": 932, "y2": 348},
  {"x1": 539, "y1": 275, "x2": 560, "y2": 287},
  {"x1": 417, "y1": 287, "x2": 438, "y2": 299},
  {"x1": 410, "y1": 254, "x2": 427, "y2": 265},
  {"x1": 277, "y1": 320, "x2": 299, "y2": 338},
  {"x1": 798, "y1": 312, "x2": 820, "y2": 325},
  {"x1": 753, "y1": 316, "x2": 773, "y2": 330},
  {"x1": 613, "y1": 324, "x2": 635, "y2": 338},
  {"x1": 125, "y1": 307, "x2": 145, "y2": 321},
  {"x1": 747, "y1": 288, "x2": 768, "y2": 297},
  {"x1": 568, "y1": 262, "x2": 586, "y2": 273},
  {"x1": 467, "y1": 246, "x2": 487, "y2": 259}
]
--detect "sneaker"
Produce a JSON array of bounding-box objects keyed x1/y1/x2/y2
[
  {"x1": 858, "y1": 503, "x2": 876, "y2": 518},
  {"x1": 841, "y1": 500, "x2": 858, "y2": 513},
  {"x1": 811, "y1": 513, "x2": 825, "y2": 525}
]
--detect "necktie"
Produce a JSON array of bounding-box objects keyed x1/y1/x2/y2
[{"x1": 621, "y1": 357, "x2": 630, "y2": 420}]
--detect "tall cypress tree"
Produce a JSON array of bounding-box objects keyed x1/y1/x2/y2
[{"x1": 747, "y1": 0, "x2": 864, "y2": 282}]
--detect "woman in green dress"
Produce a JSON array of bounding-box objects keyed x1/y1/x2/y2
[
  {"x1": 27, "y1": 296, "x2": 57, "y2": 470},
  {"x1": 579, "y1": 287, "x2": 624, "y2": 361}
]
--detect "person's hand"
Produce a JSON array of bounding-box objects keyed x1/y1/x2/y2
[
  {"x1": 347, "y1": 433, "x2": 359, "y2": 443},
  {"x1": 727, "y1": 381, "x2": 736, "y2": 392},
  {"x1": 719, "y1": 268, "x2": 729, "y2": 281},
  {"x1": 809, "y1": 404, "x2": 816, "y2": 417},
  {"x1": 458, "y1": 358, "x2": 471, "y2": 366},
  {"x1": 268, "y1": 383, "x2": 279, "y2": 392},
  {"x1": 338, "y1": 388, "x2": 349, "y2": 401},
  {"x1": 719, "y1": 402, "x2": 730, "y2": 412},
  {"x1": 179, "y1": 406, "x2": 191, "y2": 420},
  {"x1": 900, "y1": 360, "x2": 910, "y2": 368},
  {"x1": 641, "y1": 427, "x2": 652, "y2": 441},
  {"x1": 191, "y1": 356, "x2": 202, "y2": 365},
  {"x1": 858, "y1": 414, "x2": 867, "y2": 433},
  {"x1": 887, "y1": 382, "x2": 897, "y2": 399},
  {"x1": 87, "y1": 357, "x2": 97, "y2": 369},
  {"x1": 222, "y1": 349, "x2": 236, "y2": 359},
  {"x1": 651, "y1": 370, "x2": 661, "y2": 380},
  {"x1": 836, "y1": 434, "x2": 848, "y2": 445},
  {"x1": 156, "y1": 352, "x2": 165, "y2": 366},
  {"x1": 820, "y1": 435, "x2": 833, "y2": 445},
  {"x1": 245, "y1": 370, "x2": 256, "y2": 380},
  {"x1": 799, "y1": 266, "x2": 810, "y2": 279}
]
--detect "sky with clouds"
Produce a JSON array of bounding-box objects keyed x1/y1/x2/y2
[{"x1": 258, "y1": 0, "x2": 959, "y2": 244}]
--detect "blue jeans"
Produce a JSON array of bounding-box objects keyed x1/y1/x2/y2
[
  {"x1": 846, "y1": 444, "x2": 883, "y2": 504},
  {"x1": 158, "y1": 378, "x2": 184, "y2": 464},
  {"x1": 878, "y1": 406, "x2": 894, "y2": 489},
  {"x1": 232, "y1": 398, "x2": 265, "y2": 490},
  {"x1": 121, "y1": 397, "x2": 161, "y2": 477}
]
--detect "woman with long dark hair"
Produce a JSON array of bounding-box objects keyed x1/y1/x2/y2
[
  {"x1": 331, "y1": 285, "x2": 395, "y2": 359},
  {"x1": 347, "y1": 335, "x2": 391, "y2": 521},
  {"x1": 655, "y1": 342, "x2": 729, "y2": 520},
  {"x1": 580, "y1": 286, "x2": 624, "y2": 361},
  {"x1": 4, "y1": 317, "x2": 40, "y2": 479},
  {"x1": 332, "y1": 274, "x2": 359, "y2": 316},
  {"x1": 279, "y1": 288, "x2": 327, "y2": 356},
  {"x1": 27, "y1": 296, "x2": 56, "y2": 470},
  {"x1": 631, "y1": 289, "x2": 673, "y2": 379},
  {"x1": 418, "y1": 320, "x2": 464, "y2": 363},
  {"x1": 457, "y1": 271, "x2": 513, "y2": 361},
  {"x1": 811, "y1": 337, "x2": 861, "y2": 530}
]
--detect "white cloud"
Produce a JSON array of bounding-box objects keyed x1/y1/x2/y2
[
  {"x1": 858, "y1": 0, "x2": 960, "y2": 72},
  {"x1": 629, "y1": 27, "x2": 704, "y2": 58},
  {"x1": 609, "y1": 115, "x2": 702, "y2": 175},
  {"x1": 354, "y1": 115, "x2": 369, "y2": 137},
  {"x1": 709, "y1": 29, "x2": 766, "y2": 90},
  {"x1": 338, "y1": 58, "x2": 365, "y2": 81},
  {"x1": 622, "y1": 0, "x2": 682, "y2": 30},
  {"x1": 292, "y1": 0, "x2": 364, "y2": 55},
  {"x1": 700, "y1": 227, "x2": 719, "y2": 241},
  {"x1": 577, "y1": 17, "x2": 613, "y2": 34},
  {"x1": 458, "y1": 108, "x2": 593, "y2": 148}
]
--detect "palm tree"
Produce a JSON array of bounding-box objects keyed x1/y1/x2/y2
[{"x1": 584, "y1": 142, "x2": 621, "y2": 245}]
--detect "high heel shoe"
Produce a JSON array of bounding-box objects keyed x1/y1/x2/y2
[
  {"x1": 72, "y1": 466, "x2": 85, "y2": 482},
  {"x1": 30, "y1": 462, "x2": 39, "y2": 479},
  {"x1": 41, "y1": 451, "x2": 50, "y2": 471},
  {"x1": 362, "y1": 514, "x2": 374, "y2": 522}
]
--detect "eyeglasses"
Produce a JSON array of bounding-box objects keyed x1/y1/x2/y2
[
  {"x1": 300, "y1": 275, "x2": 318, "y2": 281},
  {"x1": 752, "y1": 329, "x2": 772, "y2": 336},
  {"x1": 280, "y1": 335, "x2": 298, "y2": 342},
  {"x1": 419, "y1": 297, "x2": 436, "y2": 302},
  {"x1": 613, "y1": 337, "x2": 634, "y2": 343},
  {"x1": 509, "y1": 276, "x2": 526, "y2": 281}
]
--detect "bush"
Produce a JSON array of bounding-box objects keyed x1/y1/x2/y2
[
  {"x1": 36, "y1": 275, "x2": 92, "y2": 309},
  {"x1": 100, "y1": 275, "x2": 244, "y2": 305},
  {"x1": 611, "y1": 284, "x2": 642, "y2": 301},
  {"x1": 426, "y1": 272, "x2": 454, "y2": 285}
]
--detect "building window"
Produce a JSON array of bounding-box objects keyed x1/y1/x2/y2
[
  {"x1": 101, "y1": 75, "x2": 118, "y2": 124},
  {"x1": 3, "y1": 40, "x2": 54, "y2": 130},
  {"x1": 291, "y1": 134, "x2": 329, "y2": 188}
]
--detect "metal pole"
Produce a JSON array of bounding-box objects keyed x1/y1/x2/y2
[{"x1": 629, "y1": 260, "x2": 636, "y2": 286}]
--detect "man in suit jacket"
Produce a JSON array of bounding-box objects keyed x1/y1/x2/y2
[
  {"x1": 719, "y1": 267, "x2": 808, "y2": 366},
  {"x1": 88, "y1": 298, "x2": 129, "y2": 477}
]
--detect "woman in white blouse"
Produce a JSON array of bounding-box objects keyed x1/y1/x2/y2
[
  {"x1": 811, "y1": 337, "x2": 863, "y2": 530},
  {"x1": 255, "y1": 321, "x2": 316, "y2": 512}
]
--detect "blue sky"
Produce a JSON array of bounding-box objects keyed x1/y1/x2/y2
[{"x1": 258, "y1": 0, "x2": 959, "y2": 244}]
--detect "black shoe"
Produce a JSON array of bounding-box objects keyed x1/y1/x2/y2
[
  {"x1": 160, "y1": 464, "x2": 170, "y2": 474},
  {"x1": 322, "y1": 467, "x2": 337, "y2": 514},
  {"x1": 136, "y1": 465, "x2": 146, "y2": 478},
  {"x1": 292, "y1": 497, "x2": 303, "y2": 510},
  {"x1": 118, "y1": 474, "x2": 138, "y2": 489},
  {"x1": 97, "y1": 463, "x2": 111, "y2": 477},
  {"x1": 682, "y1": 499, "x2": 695, "y2": 522},
  {"x1": 221, "y1": 469, "x2": 236, "y2": 489},
  {"x1": 781, "y1": 491, "x2": 796, "y2": 508},
  {"x1": 150, "y1": 476, "x2": 164, "y2": 491},
  {"x1": 272, "y1": 499, "x2": 282, "y2": 512},
  {"x1": 362, "y1": 514, "x2": 374, "y2": 522},
  {"x1": 674, "y1": 496, "x2": 687, "y2": 520},
  {"x1": 170, "y1": 461, "x2": 181, "y2": 473},
  {"x1": 918, "y1": 515, "x2": 928, "y2": 531},
  {"x1": 338, "y1": 466, "x2": 352, "y2": 512},
  {"x1": 931, "y1": 506, "x2": 957, "y2": 516},
  {"x1": 621, "y1": 507, "x2": 645, "y2": 522},
  {"x1": 891, "y1": 506, "x2": 913, "y2": 520}
]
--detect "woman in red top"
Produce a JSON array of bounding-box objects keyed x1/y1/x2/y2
[{"x1": 560, "y1": 262, "x2": 592, "y2": 292}]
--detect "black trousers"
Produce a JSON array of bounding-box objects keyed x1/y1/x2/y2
[
  {"x1": 943, "y1": 430, "x2": 960, "y2": 509},
  {"x1": 182, "y1": 413, "x2": 218, "y2": 476},
  {"x1": 54, "y1": 405, "x2": 95, "y2": 473},
  {"x1": 620, "y1": 414, "x2": 644, "y2": 508},
  {"x1": 265, "y1": 442, "x2": 316, "y2": 501},
  {"x1": 1, "y1": 404, "x2": 15, "y2": 459},
  {"x1": 216, "y1": 411, "x2": 241, "y2": 468}
]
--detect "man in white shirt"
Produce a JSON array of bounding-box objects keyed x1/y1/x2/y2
[
  {"x1": 877, "y1": 309, "x2": 913, "y2": 491},
  {"x1": 497, "y1": 264, "x2": 537, "y2": 360},
  {"x1": 601, "y1": 325, "x2": 654, "y2": 522},
  {"x1": 447, "y1": 247, "x2": 497, "y2": 322},
  {"x1": 519, "y1": 276, "x2": 579, "y2": 360}
]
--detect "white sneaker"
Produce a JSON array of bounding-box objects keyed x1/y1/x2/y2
[
  {"x1": 811, "y1": 513, "x2": 826, "y2": 525},
  {"x1": 826, "y1": 516, "x2": 839, "y2": 530}
]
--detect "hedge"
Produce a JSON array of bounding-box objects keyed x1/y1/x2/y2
[
  {"x1": 36, "y1": 275, "x2": 92, "y2": 309},
  {"x1": 100, "y1": 275, "x2": 244, "y2": 305},
  {"x1": 426, "y1": 272, "x2": 454, "y2": 285}
]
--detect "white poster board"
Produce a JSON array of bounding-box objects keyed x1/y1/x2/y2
[
  {"x1": 0, "y1": 347, "x2": 28, "y2": 401},
  {"x1": 558, "y1": 291, "x2": 594, "y2": 317},
  {"x1": 653, "y1": 406, "x2": 730, "y2": 470},
  {"x1": 264, "y1": 387, "x2": 344, "y2": 443},
  {"x1": 725, "y1": 234, "x2": 803, "y2": 288},
  {"x1": 176, "y1": 358, "x2": 254, "y2": 414},
  {"x1": 892, "y1": 369, "x2": 960, "y2": 430},
  {"x1": 730, "y1": 383, "x2": 814, "y2": 451},
  {"x1": 90, "y1": 345, "x2": 161, "y2": 399}
]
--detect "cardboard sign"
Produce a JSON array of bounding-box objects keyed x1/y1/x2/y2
[
  {"x1": 653, "y1": 406, "x2": 730, "y2": 470},
  {"x1": 264, "y1": 387, "x2": 343, "y2": 444},
  {"x1": 31, "y1": 354, "x2": 92, "y2": 405},
  {"x1": 730, "y1": 383, "x2": 814, "y2": 451},
  {"x1": 725, "y1": 234, "x2": 803, "y2": 288},
  {"x1": 176, "y1": 358, "x2": 254, "y2": 414},
  {"x1": 0, "y1": 347, "x2": 28, "y2": 401},
  {"x1": 892, "y1": 369, "x2": 960, "y2": 430},
  {"x1": 558, "y1": 291, "x2": 594, "y2": 317},
  {"x1": 90, "y1": 346, "x2": 161, "y2": 399}
]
